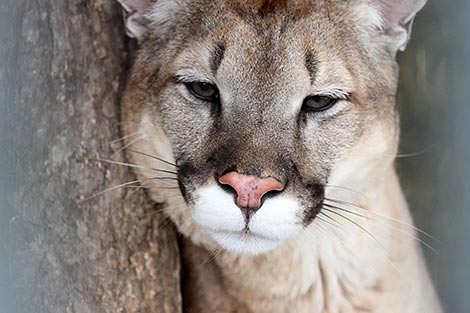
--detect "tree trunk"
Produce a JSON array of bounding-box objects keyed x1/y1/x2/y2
[{"x1": 0, "y1": 0, "x2": 181, "y2": 312}]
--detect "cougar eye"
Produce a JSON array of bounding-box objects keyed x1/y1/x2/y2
[
  {"x1": 186, "y1": 82, "x2": 219, "y2": 102},
  {"x1": 302, "y1": 95, "x2": 338, "y2": 112}
]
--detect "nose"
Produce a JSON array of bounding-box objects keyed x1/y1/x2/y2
[{"x1": 218, "y1": 171, "x2": 285, "y2": 213}]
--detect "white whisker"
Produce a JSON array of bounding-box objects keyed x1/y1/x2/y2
[
  {"x1": 111, "y1": 135, "x2": 144, "y2": 158},
  {"x1": 96, "y1": 158, "x2": 178, "y2": 175},
  {"x1": 321, "y1": 208, "x2": 401, "y2": 275},
  {"x1": 324, "y1": 197, "x2": 440, "y2": 243},
  {"x1": 110, "y1": 131, "x2": 141, "y2": 144}
]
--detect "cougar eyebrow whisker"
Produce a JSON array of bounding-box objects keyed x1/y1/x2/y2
[
  {"x1": 314, "y1": 87, "x2": 351, "y2": 100},
  {"x1": 126, "y1": 149, "x2": 179, "y2": 168}
]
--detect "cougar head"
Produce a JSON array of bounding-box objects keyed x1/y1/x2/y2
[{"x1": 120, "y1": 0, "x2": 426, "y2": 255}]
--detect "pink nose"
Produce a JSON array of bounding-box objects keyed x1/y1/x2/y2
[{"x1": 218, "y1": 172, "x2": 285, "y2": 210}]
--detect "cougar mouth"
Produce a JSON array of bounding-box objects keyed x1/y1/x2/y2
[
  {"x1": 190, "y1": 183, "x2": 309, "y2": 255},
  {"x1": 208, "y1": 229, "x2": 285, "y2": 255}
]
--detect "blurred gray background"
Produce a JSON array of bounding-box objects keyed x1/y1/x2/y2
[
  {"x1": 1, "y1": 0, "x2": 469, "y2": 312},
  {"x1": 396, "y1": 0, "x2": 470, "y2": 312}
]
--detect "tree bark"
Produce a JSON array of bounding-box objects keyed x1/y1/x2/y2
[{"x1": 0, "y1": 0, "x2": 181, "y2": 312}]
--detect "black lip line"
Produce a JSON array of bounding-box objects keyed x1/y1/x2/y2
[{"x1": 206, "y1": 228, "x2": 280, "y2": 241}]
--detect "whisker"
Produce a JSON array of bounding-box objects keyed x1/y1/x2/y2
[
  {"x1": 321, "y1": 208, "x2": 401, "y2": 274},
  {"x1": 95, "y1": 158, "x2": 178, "y2": 175},
  {"x1": 84, "y1": 174, "x2": 179, "y2": 201},
  {"x1": 307, "y1": 218, "x2": 338, "y2": 244},
  {"x1": 304, "y1": 223, "x2": 360, "y2": 269},
  {"x1": 123, "y1": 185, "x2": 180, "y2": 190},
  {"x1": 111, "y1": 136, "x2": 143, "y2": 158},
  {"x1": 309, "y1": 220, "x2": 382, "y2": 277},
  {"x1": 121, "y1": 185, "x2": 149, "y2": 190},
  {"x1": 309, "y1": 218, "x2": 355, "y2": 254},
  {"x1": 323, "y1": 203, "x2": 373, "y2": 221},
  {"x1": 323, "y1": 200, "x2": 439, "y2": 254},
  {"x1": 158, "y1": 214, "x2": 174, "y2": 228},
  {"x1": 322, "y1": 207, "x2": 383, "y2": 249},
  {"x1": 201, "y1": 246, "x2": 224, "y2": 267},
  {"x1": 147, "y1": 176, "x2": 179, "y2": 181},
  {"x1": 365, "y1": 217, "x2": 439, "y2": 254},
  {"x1": 396, "y1": 142, "x2": 438, "y2": 158},
  {"x1": 263, "y1": 247, "x2": 273, "y2": 265},
  {"x1": 138, "y1": 206, "x2": 175, "y2": 220},
  {"x1": 85, "y1": 180, "x2": 140, "y2": 200},
  {"x1": 324, "y1": 197, "x2": 440, "y2": 243},
  {"x1": 96, "y1": 158, "x2": 145, "y2": 170},
  {"x1": 292, "y1": 235, "x2": 307, "y2": 255},
  {"x1": 110, "y1": 131, "x2": 141, "y2": 144},
  {"x1": 127, "y1": 149, "x2": 178, "y2": 168},
  {"x1": 318, "y1": 211, "x2": 361, "y2": 241},
  {"x1": 316, "y1": 213, "x2": 352, "y2": 236},
  {"x1": 325, "y1": 185, "x2": 369, "y2": 200}
]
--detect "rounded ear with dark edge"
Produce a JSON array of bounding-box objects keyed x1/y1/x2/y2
[
  {"x1": 371, "y1": 0, "x2": 427, "y2": 51},
  {"x1": 117, "y1": 0, "x2": 155, "y2": 40}
]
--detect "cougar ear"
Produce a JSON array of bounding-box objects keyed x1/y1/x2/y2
[
  {"x1": 117, "y1": 0, "x2": 155, "y2": 40},
  {"x1": 371, "y1": 0, "x2": 427, "y2": 51}
]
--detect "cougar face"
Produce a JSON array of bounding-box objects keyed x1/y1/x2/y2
[{"x1": 123, "y1": 0, "x2": 401, "y2": 255}]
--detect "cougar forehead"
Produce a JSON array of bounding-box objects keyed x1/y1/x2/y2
[{"x1": 122, "y1": 0, "x2": 400, "y2": 254}]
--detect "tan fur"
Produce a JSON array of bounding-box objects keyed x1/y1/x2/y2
[{"x1": 120, "y1": 0, "x2": 442, "y2": 312}]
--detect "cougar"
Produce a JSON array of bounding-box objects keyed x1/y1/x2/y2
[{"x1": 118, "y1": 0, "x2": 442, "y2": 312}]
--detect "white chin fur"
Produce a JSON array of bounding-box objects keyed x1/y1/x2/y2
[{"x1": 192, "y1": 185, "x2": 303, "y2": 255}]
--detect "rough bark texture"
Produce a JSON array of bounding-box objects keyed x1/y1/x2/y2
[{"x1": 0, "y1": 0, "x2": 181, "y2": 312}]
